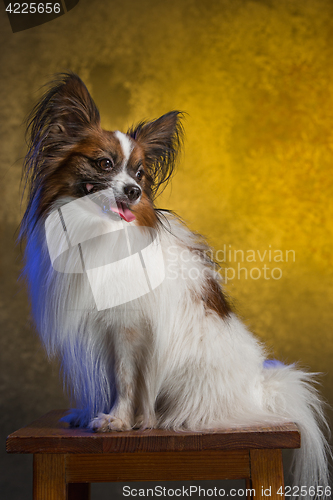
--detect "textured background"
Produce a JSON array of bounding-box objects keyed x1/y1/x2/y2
[{"x1": 1, "y1": 0, "x2": 333, "y2": 498}]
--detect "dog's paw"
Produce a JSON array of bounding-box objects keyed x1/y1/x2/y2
[
  {"x1": 89, "y1": 413, "x2": 132, "y2": 432},
  {"x1": 134, "y1": 413, "x2": 158, "y2": 429}
]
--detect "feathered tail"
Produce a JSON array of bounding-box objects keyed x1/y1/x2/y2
[{"x1": 263, "y1": 363, "x2": 331, "y2": 496}]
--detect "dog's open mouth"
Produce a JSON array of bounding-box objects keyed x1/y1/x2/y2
[
  {"x1": 85, "y1": 183, "x2": 136, "y2": 222},
  {"x1": 110, "y1": 202, "x2": 136, "y2": 223}
]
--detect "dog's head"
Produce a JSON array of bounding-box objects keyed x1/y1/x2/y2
[{"x1": 21, "y1": 73, "x2": 183, "y2": 231}]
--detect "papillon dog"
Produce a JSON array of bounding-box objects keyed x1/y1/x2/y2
[{"x1": 20, "y1": 73, "x2": 330, "y2": 495}]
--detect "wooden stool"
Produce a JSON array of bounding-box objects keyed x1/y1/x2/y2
[{"x1": 6, "y1": 409, "x2": 300, "y2": 500}]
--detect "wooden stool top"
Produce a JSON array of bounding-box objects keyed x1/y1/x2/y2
[{"x1": 6, "y1": 409, "x2": 300, "y2": 455}]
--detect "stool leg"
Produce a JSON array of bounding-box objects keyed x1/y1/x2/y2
[
  {"x1": 246, "y1": 479, "x2": 253, "y2": 500},
  {"x1": 33, "y1": 454, "x2": 67, "y2": 500},
  {"x1": 250, "y1": 449, "x2": 284, "y2": 500}
]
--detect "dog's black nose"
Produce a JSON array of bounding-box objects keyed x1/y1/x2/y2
[{"x1": 124, "y1": 185, "x2": 141, "y2": 202}]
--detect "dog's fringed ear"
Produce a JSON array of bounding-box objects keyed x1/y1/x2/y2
[
  {"x1": 27, "y1": 73, "x2": 100, "y2": 146},
  {"x1": 20, "y1": 74, "x2": 100, "y2": 237},
  {"x1": 127, "y1": 111, "x2": 184, "y2": 197},
  {"x1": 24, "y1": 73, "x2": 100, "y2": 186}
]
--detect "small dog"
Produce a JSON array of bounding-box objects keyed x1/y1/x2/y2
[{"x1": 20, "y1": 73, "x2": 330, "y2": 495}]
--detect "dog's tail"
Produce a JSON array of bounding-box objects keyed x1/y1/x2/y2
[{"x1": 263, "y1": 363, "x2": 331, "y2": 498}]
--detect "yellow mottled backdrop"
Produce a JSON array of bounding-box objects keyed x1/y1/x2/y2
[{"x1": 1, "y1": 0, "x2": 333, "y2": 497}]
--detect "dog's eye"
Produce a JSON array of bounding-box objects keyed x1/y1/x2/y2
[
  {"x1": 97, "y1": 158, "x2": 113, "y2": 170},
  {"x1": 136, "y1": 169, "x2": 144, "y2": 181}
]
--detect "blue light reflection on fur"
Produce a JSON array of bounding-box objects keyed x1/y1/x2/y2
[
  {"x1": 263, "y1": 359, "x2": 286, "y2": 369},
  {"x1": 20, "y1": 198, "x2": 118, "y2": 427}
]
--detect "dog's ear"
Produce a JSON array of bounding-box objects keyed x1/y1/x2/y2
[
  {"x1": 27, "y1": 73, "x2": 100, "y2": 148},
  {"x1": 128, "y1": 111, "x2": 184, "y2": 197},
  {"x1": 21, "y1": 74, "x2": 100, "y2": 236}
]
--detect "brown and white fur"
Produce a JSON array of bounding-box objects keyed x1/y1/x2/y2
[{"x1": 20, "y1": 73, "x2": 331, "y2": 496}]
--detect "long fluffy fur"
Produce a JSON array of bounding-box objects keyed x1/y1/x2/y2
[{"x1": 20, "y1": 74, "x2": 331, "y2": 497}]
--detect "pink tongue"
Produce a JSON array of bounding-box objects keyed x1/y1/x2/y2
[{"x1": 111, "y1": 202, "x2": 136, "y2": 222}]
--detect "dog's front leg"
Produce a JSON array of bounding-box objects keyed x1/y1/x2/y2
[{"x1": 89, "y1": 329, "x2": 137, "y2": 432}]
